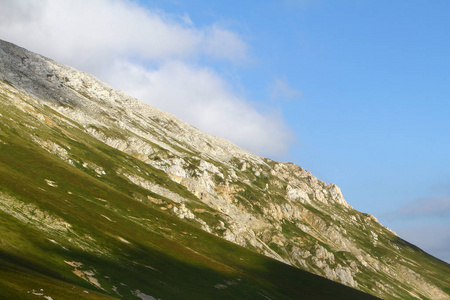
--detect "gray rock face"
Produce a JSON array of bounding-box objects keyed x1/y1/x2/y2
[{"x1": 1, "y1": 39, "x2": 449, "y2": 300}]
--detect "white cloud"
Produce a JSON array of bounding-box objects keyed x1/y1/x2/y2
[
  {"x1": 0, "y1": 0, "x2": 293, "y2": 157},
  {"x1": 1, "y1": 0, "x2": 207, "y2": 68},
  {"x1": 270, "y1": 78, "x2": 302, "y2": 100},
  {"x1": 203, "y1": 26, "x2": 248, "y2": 61}
]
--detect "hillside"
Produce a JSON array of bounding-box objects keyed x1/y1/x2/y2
[{"x1": 0, "y1": 39, "x2": 449, "y2": 299}]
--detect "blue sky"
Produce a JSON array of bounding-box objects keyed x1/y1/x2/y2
[{"x1": 1, "y1": 0, "x2": 449, "y2": 263}]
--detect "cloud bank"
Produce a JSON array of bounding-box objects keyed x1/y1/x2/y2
[
  {"x1": 386, "y1": 196, "x2": 450, "y2": 263},
  {"x1": 0, "y1": 0, "x2": 292, "y2": 157},
  {"x1": 396, "y1": 197, "x2": 450, "y2": 220},
  {"x1": 396, "y1": 225, "x2": 450, "y2": 263}
]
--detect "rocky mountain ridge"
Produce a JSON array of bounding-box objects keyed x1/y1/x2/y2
[{"x1": 0, "y1": 39, "x2": 449, "y2": 299}]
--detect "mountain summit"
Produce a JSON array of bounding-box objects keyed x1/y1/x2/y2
[{"x1": 0, "y1": 39, "x2": 448, "y2": 299}]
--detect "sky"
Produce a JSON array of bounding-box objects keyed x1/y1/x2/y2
[{"x1": 0, "y1": 0, "x2": 449, "y2": 263}]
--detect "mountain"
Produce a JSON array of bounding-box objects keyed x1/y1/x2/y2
[{"x1": 0, "y1": 39, "x2": 448, "y2": 299}]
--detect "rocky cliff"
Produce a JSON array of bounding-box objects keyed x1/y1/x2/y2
[{"x1": 0, "y1": 39, "x2": 449, "y2": 299}]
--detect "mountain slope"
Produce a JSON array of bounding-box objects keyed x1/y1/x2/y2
[
  {"x1": 0, "y1": 39, "x2": 448, "y2": 299},
  {"x1": 0, "y1": 74, "x2": 375, "y2": 300}
]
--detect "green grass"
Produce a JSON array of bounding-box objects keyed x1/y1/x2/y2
[{"x1": 0, "y1": 85, "x2": 381, "y2": 299}]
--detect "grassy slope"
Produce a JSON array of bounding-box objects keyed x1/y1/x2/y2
[{"x1": 0, "y1": 85, "x2": 378, "y2": 299}]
